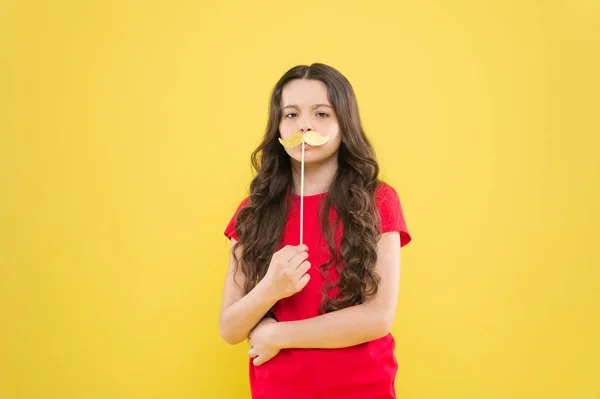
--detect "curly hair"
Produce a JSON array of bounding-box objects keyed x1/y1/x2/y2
[{"x1": 232, "y1": 63, "x2": 384, "y2": 314}]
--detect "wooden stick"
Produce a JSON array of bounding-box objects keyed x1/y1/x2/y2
[{"x1": 300, "y1": 141, "x2": 304, "y2": 245}]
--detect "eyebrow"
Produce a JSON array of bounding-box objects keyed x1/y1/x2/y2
[{"x1": 282, "y1": 104, "x2": 333, "y2": 110}]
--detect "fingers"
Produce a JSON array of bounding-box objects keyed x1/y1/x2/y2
[
  {"x1": 282, "y1": 244, "x2": 308, "y2": 262},
  {"x1": 277, "y1": 245, "x2": 310, "y2": 293},
  {"x1": 294, "y1": 244, "x2": 308, "y2": 252},
  {"x1": 297, "y1": 272, "x2": 311, "y2": 290},
  {"x1": 288, "y1": 248, "x2": 309, "y2": 268},
  {"x1": 296, "y1": 260, "x2": 311, "y2": 274},
  {"x1": 253, "y1": 354, "x2": 273, "y2": 366},
  {"x1": 293, "y1": 261, "x2": 311, "y2": 285},
  {"x1": 249, "y1": 347, "x2": 278, "y2": 366}
]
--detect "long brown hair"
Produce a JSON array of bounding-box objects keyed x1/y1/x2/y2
[{"x1": 233, "y1": 63, "x2": 384, "y2": 314}]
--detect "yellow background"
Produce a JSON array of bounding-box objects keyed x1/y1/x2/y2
[{"x1": 1, "y1": 1, "x2": 598, "y2": 398}]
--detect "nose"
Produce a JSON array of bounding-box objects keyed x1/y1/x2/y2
[{"x1": 298, "y1": 114, "x2": 313, "y2": 133}]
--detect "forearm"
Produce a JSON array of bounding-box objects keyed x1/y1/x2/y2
[
  {"x1": 272, "y1": 303, "x2": 391, "y2": 349},
  {"x1": 219, "y1": 281, "x2": 277, "y2": 345}
]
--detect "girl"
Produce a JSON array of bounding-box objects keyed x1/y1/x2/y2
[{"x1": 219, "y1": 63, "x2": 411, "y2": 399}]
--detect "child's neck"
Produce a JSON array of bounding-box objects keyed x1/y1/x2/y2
[{"x1": 290, "y1": 156, "x2": 338, "y2": 196}]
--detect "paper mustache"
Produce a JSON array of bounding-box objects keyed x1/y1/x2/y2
[
  {"x1": 278, "y1": 131, "x2": 330, "y2": 148},
  {"x1": 278, "y1": 131, "x2": 331, "y2": 247}
]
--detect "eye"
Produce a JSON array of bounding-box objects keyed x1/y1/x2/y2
[
  {"x1": 316, "y1": 112, "x2": 329, "y2": 118},
  {"x1": 285, "y1": 113, "x2": 298, "y2": 118}
]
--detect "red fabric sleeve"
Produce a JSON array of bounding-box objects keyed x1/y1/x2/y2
[
  {"x1": 223, "y1": 197, "x2": 250, "y2": 241},
  {"x1": 376, "y1": 182, "x2": 412, "y2": 247}
]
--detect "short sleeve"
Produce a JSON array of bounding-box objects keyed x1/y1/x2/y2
[
  {"x1": 375, "y1": 182, "x2": 412, "y2": 247},
  {"x1": 224, "y1": 197, "x2": 250, "y2": 241}
]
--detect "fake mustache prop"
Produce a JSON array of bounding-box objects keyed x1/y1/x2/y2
[
  {"x1": 278, "y1": 131, "x2": 330, "y2": 246},
  {"x1": 278, "y1": 130, "x2": 330, "y2": 147}
]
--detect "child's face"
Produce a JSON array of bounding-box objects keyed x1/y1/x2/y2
[{"x1": 278, "y1": 79, "x2": 342, "y2": 164}]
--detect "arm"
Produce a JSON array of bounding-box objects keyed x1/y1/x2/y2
[
  {"x1": 271, "y1": 231, "x2": 401, "y2": 349},
  {"x1": 218, "y1": 238, "x2": 278, "y2": 345}
]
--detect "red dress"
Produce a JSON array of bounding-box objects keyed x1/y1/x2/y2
[{"x1": 224, "y1": 182, "x2": 411, "y2": 399}]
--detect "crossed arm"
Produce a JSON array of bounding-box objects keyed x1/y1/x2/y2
[{"x1": 219, "y1": 231, "x2": 401, "y2": 363}]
